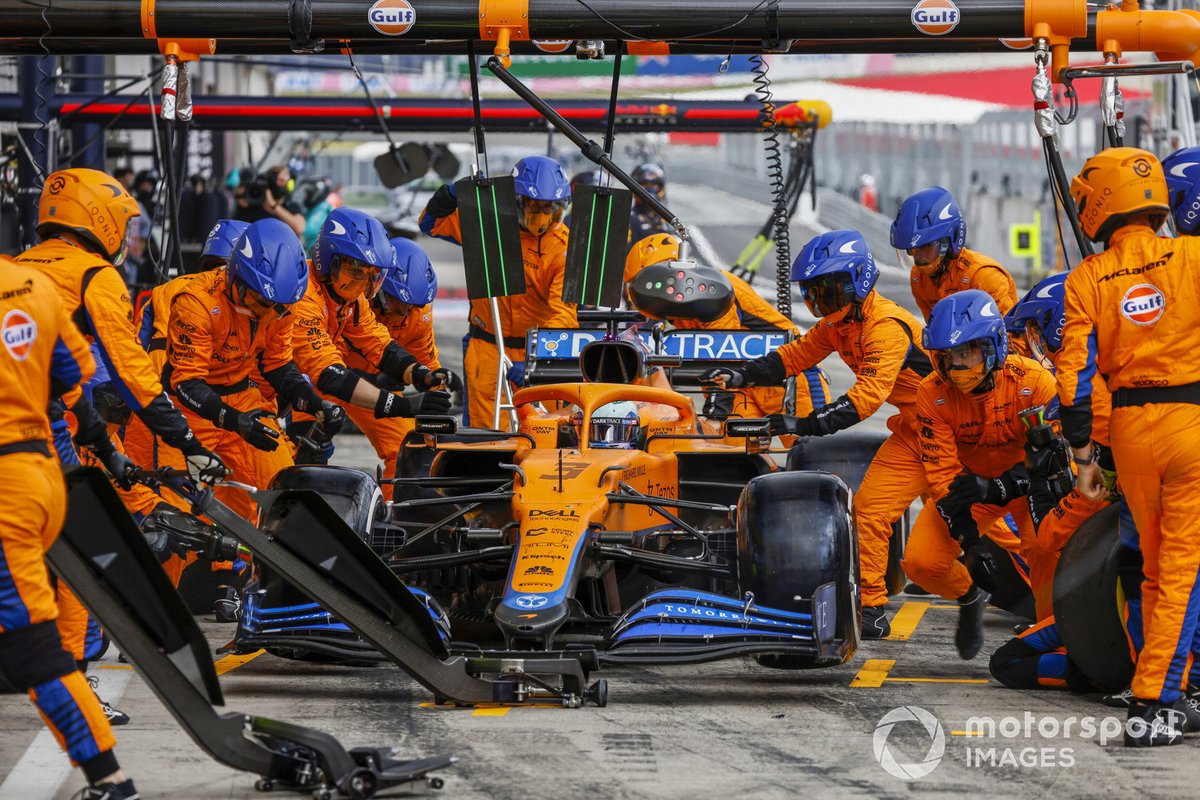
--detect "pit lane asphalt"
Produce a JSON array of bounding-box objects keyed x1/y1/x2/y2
[{"x1": 5, "y1": 188, "x2": 1199, "y2": 798}]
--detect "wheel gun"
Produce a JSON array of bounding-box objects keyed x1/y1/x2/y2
[{"x1": 1019, "y1": 405, "x2": 1075, "y2": 503}]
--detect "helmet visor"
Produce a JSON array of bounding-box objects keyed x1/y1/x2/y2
[
  {"x1": 1025, "y1": 321, "x2": 1055, "y2": 370},
  {"x1": 800, "y1": 273, "x2": 856, "y2": 317},
  {"x1": 934, "y1": 339, "x2": 997, "y2": 392},
  {"x1": 233, "y1": 278, "x2": 288, "y2": 318},
  {"x1": 518, "y1": 197, "x2": 565, "y2": 235},
  {"x1": 589, "y1": 416, "x2": 639, "y2": 449},
  {"x1": 331, "y1": 255, "x2": 385, "y2": 301},
  {"x1": 906, "y1": 239, "x2": 949, "y2": 275}
]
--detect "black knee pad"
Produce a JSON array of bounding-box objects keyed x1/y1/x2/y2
[
  {"x1": 0, "y1": 621, "x2": 78, "y2": 690},
  {"x1": 989, "y1": 637, "x2": 1041, "y2": 689}
]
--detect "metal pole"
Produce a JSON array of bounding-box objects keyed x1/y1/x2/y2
[
  {"x1": 16, "y1": 55, "x2": 54, "y2": 248},
  {"x1": 68, "y1": 55, "x2": 106, "y2": 169},
  {"x1": 2, "y1": 0, "x2": 1031, "y2": 41}
]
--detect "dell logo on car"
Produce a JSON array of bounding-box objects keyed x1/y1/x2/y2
[{"x1": 368, "y1": 0, "x2": 416, "y2": 36}]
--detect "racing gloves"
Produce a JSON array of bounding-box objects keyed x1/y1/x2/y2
[
  {"x1": 317, "y1": 401, "x2": 347, "y2": 437},
  {"x1": 412, "y1": 364, "x2": 464, "y2": 394},
  {"x1": 374, "y1": 390, "x2": 452, "y2": 419},
  {"x1": 217, "y1": 407, "x2": 281, "y2": 452},
  {"x1": 507, "y1": 361, "x2": 526, "y2": 388},
  {"x1": 65, "y1": 395, "x2": 140, "y2": 489},
  {"x1": 432, "y1": 368, "x2": 464, "y2": 394},
  {"x1": 179, "y1": 439, "x2": 229, "y2": 485},
  {"x1": 766, "y1": 396, "x2": 860, "y2": 438},
  {"x1": 699, "y1": 367, "x2": 746, "y2": 388}
]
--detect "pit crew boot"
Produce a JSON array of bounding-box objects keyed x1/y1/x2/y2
[
  {"x1": 1174, "y1": 686, "x2": 1200, "y2": 733},
  {"x1": 861, "y1": 605, "x2": 891, "y2": 639},
  {"x1": 1102, "y1": 687, "x2": 1133, "y2": 708},
  {"x1": 76, "y1": 779, "x2": 139, "y2": 799},
  {"x1": 88, "y1": 675, "x2": 129, "y2": 726},
  {"x1": 1125, "y1": 699, "x2": 1185, "y2": 747},
  {"x1": 955, "y1": 586, "x2": 989, "y2": 660}
]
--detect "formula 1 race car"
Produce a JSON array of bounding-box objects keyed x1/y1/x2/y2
[{"x1": 233, "y1": 307, "x2": 865, "y2": 687}]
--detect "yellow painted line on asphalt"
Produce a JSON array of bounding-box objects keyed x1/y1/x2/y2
[
  {"x1": 850, "y1": 658, "x2": 988, "y2": 686},
  {"x1": 885, "y1": 601, "x2": 929, "y2": 640},
  {"x1": 98, "y1": 664, "x2": 134, "y2": 670},
  {"x1": 951, "y1": 730, "x2": 986, "y2": 736},
  {"x1": 850, "y1": 658, "x2": 895, "y2": 687},
  {"x1": 472, "y1": 707, "x2": 512, "y2": 717},
  {"x1": 214, "y1": 649, "x2": 265, "y2": 676},
  {"x1": 886, "y1": 677, "x2": 990, "y2": 684}
]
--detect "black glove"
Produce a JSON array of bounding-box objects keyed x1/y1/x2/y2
[
  {"x1": 181, "y1": 442, "x2": 229, "y2": 485},
  {"x1": 430, "y1": 368, "x2": 464, "y2": 394},
  {"x1": 98, "y1": 445, "x2": 138, "y2": 490},
  {"x1": 945, "y1": 472, "x2": 984, "y2": 508},
  {"x1": 962, "y1": 539, "x2": 1000, "y2": 594},
  {"x1": 936, "y1": 491, "x2": 981, "y2": 550},
  {"x1": 374, "y1": 390, "x2": 452, "y2": 419},
  {"x1": 767, "y1": 413, "x2": 820, "y2": 437},
  {"x1": 974, "y1": 468, "x2": 1029, "y2": 506},
  {"x1": 319, "y1": 401, "x2": 346, "y2": 437},
  {"x1": 235, "y1": 409, "x2": 281, "y2": 452},
  {"x1": 698, "y1": 367, "x2": 746, "y2": 388},
  {"x1": 410, "y1": 364, "x2": 434, "y2": 389}
]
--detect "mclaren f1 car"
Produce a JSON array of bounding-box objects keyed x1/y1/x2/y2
[{"x1": 234, "y1": 291, "x2": 864, "y2": 696}]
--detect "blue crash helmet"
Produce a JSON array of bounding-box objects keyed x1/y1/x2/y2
[
  {"x1": 312, "y1": 207, "x2": 398, "y2": 300},
  {"x1": 227, "y1": 218, "x2": 309, "y2": 307},
  {"x1": 382, "y1": 237, "x2": 438, "y2": 307},
  {"x1": 512, "y1": 155, "x2": 570, "y2": 235},
  {"x1": 1163, "y1": 146, "x2": 1200, "y2": 235},
  {"x1": 1010, "y1": 271, "x2": 1067, "y2": 365},
  {"x1": 891, "y1": 186, "x2": 966, "y2": 259},
  {"x1": 924, "y1": 289, "x2": 1008, "y2": 389},
  {"x1": 199, "y1": 219, "x2": 250, "y2": 269},
  {"x1": 792, "y1": 229, "x2": 879, "y2": 317}
]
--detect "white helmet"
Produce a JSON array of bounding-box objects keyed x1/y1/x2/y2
[{"x1": 589, "y1": 401, "x2": 641, "y2": 449}]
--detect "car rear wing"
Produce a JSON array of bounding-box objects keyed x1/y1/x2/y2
[{"x1": 525, "y1": 327, "x2": 793, "y2": 388}]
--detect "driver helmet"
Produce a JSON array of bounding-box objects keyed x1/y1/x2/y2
[{"x1": 589, "y1": 401, "x2": 642, "y2": 449}]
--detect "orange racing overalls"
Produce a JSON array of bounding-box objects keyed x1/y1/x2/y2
[
  {"x1": 420, "y1": 185, "x2": 576, "y2": 429},
  {"x1": 907, "y1": 355, "x2": 1057, "y2": 601},
  {"x1": 0, "y1": 260, "x2": 120, "y2": 779},
  {"x1": 1057, "y1": 226, "x2": 1200, "y2": 705},
  {"x1": 911, "y1": 247, "x2": 1018, "y2": 322}
]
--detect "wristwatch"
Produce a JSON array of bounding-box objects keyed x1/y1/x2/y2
[{"x1": 1072, "y1": 445, "x2": 1098, "y2": 466}]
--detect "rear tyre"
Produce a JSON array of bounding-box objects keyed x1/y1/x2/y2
[{"x1": 1053, "y1": 504, "x2": 1136, "y2": 692}]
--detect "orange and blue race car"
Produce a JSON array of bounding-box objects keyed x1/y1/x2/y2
[{"x1": 232, "y1": 289, "x2": 868, "y2": 700}]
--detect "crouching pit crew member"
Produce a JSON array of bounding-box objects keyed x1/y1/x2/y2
[
  {"x1": 910, "y1": 290, "x2": 1056, "y2": 660},
  {"x1": 289, "y1": 209, "x2": 453, "y2": 481},
  {"x1": 167, "y1": 218, "x2": 346, "y2": 520}
]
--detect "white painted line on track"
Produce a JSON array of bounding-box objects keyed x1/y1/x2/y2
[{"x1": 0, "y1": 655, "x2": 135, "y2": 800}]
